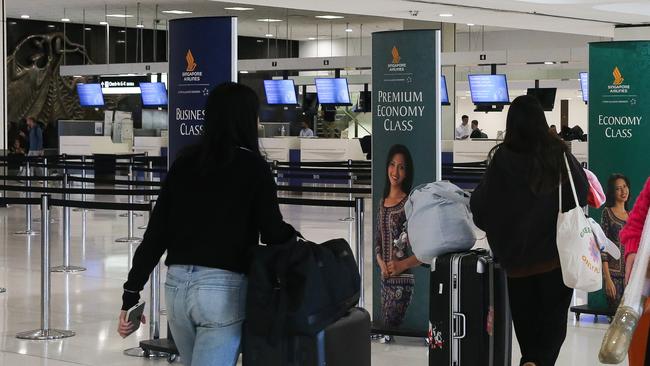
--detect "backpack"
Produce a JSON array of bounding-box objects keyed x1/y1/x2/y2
[
  {"x1": 245, "y1": 235, "x2": 360, "y2": 341},
  {"x1": 404, "y1": 182, "x2": 477, "y2": 265}
]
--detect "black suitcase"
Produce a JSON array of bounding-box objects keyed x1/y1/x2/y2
[
  {"x1": 429, "y1": 250, "x2": 512, "y2": 366},
  {"x1": 243, "y1": 307, "x2": 371, "y2": 366}
]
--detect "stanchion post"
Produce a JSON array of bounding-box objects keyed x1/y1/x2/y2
[
  {"x1": 116, "y1": 163, "x2": 142, "y2": 243},
  {"x1": 16, "y1": 194, "x2": 75, "y2": 340},
  {"x1": 272, "y1": 160, "x2": 279, "y2": 185},
  {"x1": 340, "y1": 159, "x2": 355, "y2": 222},
  {"x1": 150, "y1": 262, "x2": 161, "y2": 339},
  {"x1": 52, "y1": 174, "x2": 86, "y2": 273},
  {"x1": 355, "y1": 197, "x2": 365, "y2": 308},
  {"x1": 15, "y1": 161, "x2": 38, "y2": 235}
]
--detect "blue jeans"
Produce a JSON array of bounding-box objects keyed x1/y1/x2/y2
[{"x1": 165, "y1": 265, "x2": 247, "y2": 366}]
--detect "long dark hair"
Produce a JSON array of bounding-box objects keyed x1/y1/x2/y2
[
  {"x1": 605, "y1": 174, "x2": 631, "y2": 210},
  {"x1": 383, "y1": 144, "x2": 414, "y2": 199},
  {"x1": 489, "y1": 95, "x2": 568, "y2": 194},
  {"x1": 199, "y1": 82, "x2": 261, "y2": 170}
]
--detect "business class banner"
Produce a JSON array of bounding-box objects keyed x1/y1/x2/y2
[
  {"x1": 168, "y1": 17, "x2": 237, "y2": 165},
  {"x1": 589, "y1": 41, "x2": 650, "y2": 220},
  {"x1": 371, "y1": 30, "x2": 441, "y2": 335}
]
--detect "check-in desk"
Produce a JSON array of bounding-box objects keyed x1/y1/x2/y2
[
  {"x1": 59, "y1": 136, "x2": 131, "y2": 155},
  {"x1": 299, "y1": 138, "x2": 366, "y2": 162},
  {"x1": 259, "y1": 137, "x2": 300, "y2": 162},
  {"x1": 453, "y1": 140, "x2": 500, "y2": 163}
]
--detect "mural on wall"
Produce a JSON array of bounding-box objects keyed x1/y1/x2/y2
[{"x1": 7, "y1": 32, "x2": 118, "y2": 126}]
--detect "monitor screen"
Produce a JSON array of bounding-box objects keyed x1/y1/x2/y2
[
  {"x1": 315, "y1": 78, "x2": 352, "y2": 106},
  {"x1": 527, "y1": 88, "x2": 557, "y2": 111},
  {"x1": 441, "y1": 75, "x2": 450, "y2": 105},
  {"x1": 264, "y1": 79, "x2": 298, "y2": 105},
  {"x1": 580, "y1": 72, "x2": 588, "y2": 103},
  {"x1": 77, "y1": 83, "x2": 105, "y2": 107},
  {"x1": 468, "y1": 74, "x2": 510, "y2": 104},
  {"x1": 140, "y1": 82, "x2": 168, "y2": 106}
]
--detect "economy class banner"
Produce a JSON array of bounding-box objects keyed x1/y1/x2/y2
[
  {"x1": 371, "y1": 29, "x2": 441, "y2": 336},
  {"x1": 589, "y1": 41, "x2": 650, "y2": 221},
  {"x1": 168, "y1": 17, "x2": 237, "y2": 165}
]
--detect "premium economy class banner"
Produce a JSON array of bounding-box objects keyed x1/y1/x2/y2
[
  {"x1": 168, "y1": 17, "x2": 237, "y2": 165},
  {"x1": 372, "y1": 29, "x2": 441, "y2": 335},
  {"x1": 589, "y1": 41, "x2": 650, "y2": 221}
]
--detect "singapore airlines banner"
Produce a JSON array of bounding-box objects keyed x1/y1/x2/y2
[
  {"x1": 372, "y1": 29, "x2": 441, "y2": 336},
  {"x1": 168, "y1": 17, "x2": 237, "y2": 164},
  {"x1": 589, "y1": 41, "x2": 650, "y2": 220}
]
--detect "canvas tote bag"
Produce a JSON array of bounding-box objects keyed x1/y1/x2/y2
[{"x1": 556, "y1": 153, "x2": 602, "y2": 292}]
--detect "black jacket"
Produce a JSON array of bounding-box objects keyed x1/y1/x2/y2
[
  {"x1": 470, "y1": 146, "x2": 588, "y2": 275},
  {"x1": 122, "y1": 146, "x2": 295, "y2": 310}
]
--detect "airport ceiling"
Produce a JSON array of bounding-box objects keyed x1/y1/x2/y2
[{"x1": 8, "y1": 0, "x2": 649, "y2": 38}]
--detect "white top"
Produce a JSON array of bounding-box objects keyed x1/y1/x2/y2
[
  {"x1": 455, "y1": 124, "x2": 471, "y2": 140},
  {"x1": 300, "y1": 128, "x2": 315, "y2": 137}
]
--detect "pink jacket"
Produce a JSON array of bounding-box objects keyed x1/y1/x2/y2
[{"x1": 620, "y1": 178, "x2": 650, "y2": 258}]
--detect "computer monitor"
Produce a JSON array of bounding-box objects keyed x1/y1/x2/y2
[
  {"x1": 580, "y1": 72, "x2": 588, "y2": 103},
  {"x1": 77, "y1": 83, "x2": 105, "y2": 107},
  {"x1": 468, "y1": 74, "x2": 510, "y2": 105},
  {"x1": 140, "y1": 82, "x2": 168, "y2": 106},
  {"x1": 264, "y1": 79, "x2": 298, "y2": 105},
  {"x1": 315, "y1": 78, "x2": 352, "y2": 106},
  {"x1": 527, "y1": 88, "x2": 557, "y2": 111},
  {"x1": 441, "y1": 75, "x2": 450, "y2": 106}
]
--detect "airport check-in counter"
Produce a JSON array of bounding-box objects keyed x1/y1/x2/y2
[
  {"x1": 452, "y1": 140, "x2": 500, "y2": 164},
  {"x1": 259, "y1": 137, "x2": 301, "y2": 162},
  {"x1": 299, "y1": 138, "x2": 366, "y2": 162}
]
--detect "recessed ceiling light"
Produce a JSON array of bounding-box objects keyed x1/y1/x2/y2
[
  {"x1": 136, "y1": 24, "x2": 145, "y2": 28},
  {"x1": 439, "y1": 13, "x2": 454, "y2": 17},
  {"x1": 265, "y1": 33, "x2": 274, "y2": 38},
  {"x1": 48, "y1": 25, "x2": 56, "y2": 28},
  {"x1": 224, "y1": 7, "x2": 254, "y2": 11},
  {"x1": 107, "y1": 14, "x2": 133, "y2": 18},
  {"x1": 9, "y1": 21, "x2": 17, "y2": 25},
  {"x1": 61, "y1": 18, "x2": 71, "y2": 22},
  {"x1": 467, "y1": 23, "x2": 475, "y2": 26},
  {"x1": 308, "y1": 37, "x2": 317, "y2": 40},
  {"x1": 162, "y1": 10, "x2": 193, "y2": 15},
  {"x1": 544, "y1": 61, "x2": 555, "y2": 65},
  {"x1": 73, "y1": 75, "x2": 83, "y2": 78},
  {"x1": 257, "y1": 18, "x2": 283, "y2": 22},
  {"x1": 315, "y1": 15, "x2": 344, "y2": 20},
  {"x1": 85, "y1": 27, "x2": 92, "y2": 31},
  {"x1": 99, "y1": 21, "x2": 108, "y2": 25},
  {"x1": 345, "y1": 28, "x2": 353, "y2": 32},
  {"x1": 20, "y1": 15, "x2": 30, "y2": 19},
  {"x1": 240, "y1": 70, "x2": 249, "y2": 74},
  {"x1": 119, "y1": 30, "x2": 126, "y2": 33}
]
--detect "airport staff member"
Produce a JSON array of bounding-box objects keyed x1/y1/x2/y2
[
  {"x1": 300, "y1": 121, "x2": 315, "y2": 137},
  {"x1": 470, "y1": 120, "x2": 488, "y2": 139},
  {"x1": 455, "y1": 115, "x2": 471, "y2": 140}
]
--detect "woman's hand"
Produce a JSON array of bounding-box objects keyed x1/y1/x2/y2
[
  {"x1": 387, "y1": 260, "x2": 406, "y2": 277},
  {"x1": 605, "y1": 277, "x2": 617, "y2": 300},
  {"x1": 377, "y1": 258, "x2": 390, "y2": 279},
  {"x1": 117, "y1": 310, "x2": 146, "y2": 338}
]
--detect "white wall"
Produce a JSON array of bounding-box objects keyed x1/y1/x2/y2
[
  {"x1": 456, "y1": 29, "x2": 609, "y2": 52},
  {"x1": 455, "y1": 88, "x2": 588, "y2": 139},
  {"x1": 299, "y1": 37, "x2": 372, "y2": 58}
]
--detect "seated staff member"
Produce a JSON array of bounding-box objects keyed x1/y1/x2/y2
[
  {"x1": 300, "y1": 120, "x2": 315, "y2": 137},
  {"x1": 117, "y1": 82, "x2": 296, "y2": 366}
]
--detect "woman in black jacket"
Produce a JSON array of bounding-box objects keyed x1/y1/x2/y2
[
  {"x1": 116, "y1": 83, "x2": 295, "y2": 366},
  {"x1": 470, "y1": 95, "x2": 588, "y2": 366}
]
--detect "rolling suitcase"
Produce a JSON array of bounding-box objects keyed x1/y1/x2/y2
[
  {"x1": 429, "y1": 250, "x2": 512, "y2": 366},
  {"x1": 243, "y1": 307, "x2": 371, "y2": 366}
]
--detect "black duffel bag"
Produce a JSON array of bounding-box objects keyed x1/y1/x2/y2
[{"x1": 245, "y1": 236, "x2": 360, "y2": 339}]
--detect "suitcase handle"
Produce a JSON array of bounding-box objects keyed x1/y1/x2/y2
[{"x1": 452, "y1": 313, "x2": 466, "y2": 339}]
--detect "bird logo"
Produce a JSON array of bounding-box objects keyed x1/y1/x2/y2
[
  {"x1": 186, "y1": 50, "x2": 198, "y2": 72},
  {"x1": 612, "y1": 66, "x2": 624, "y2": 86},
  {"x1": 392, "y1": 46, "x2": 401, "y2": 64}
]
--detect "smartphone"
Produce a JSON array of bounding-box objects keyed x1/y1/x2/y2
[{"x1": 124, "y1": 302, "x2": 146, "y2": 337}]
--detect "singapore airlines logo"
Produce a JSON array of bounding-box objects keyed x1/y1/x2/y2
[
  {"x1": 182, "y1": 50, "x2": 203, "y2": 82},
  {"x1": 612, "y1": 66, "x2": 624, "y2": 85},
  {"x1": 186, "y1": 50, "x2": 198, "y2": 72},
  {"x1": 392, "y1": 46, "x2": 401, "y2": 64}
]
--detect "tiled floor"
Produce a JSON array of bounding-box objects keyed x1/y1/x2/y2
[{"x1": 0, "y1": 192, "x2": 629, "y2": 365}]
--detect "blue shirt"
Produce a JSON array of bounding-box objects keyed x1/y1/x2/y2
[{"x1": 29, "y1": 125, "x2": 43, "y2": 151}]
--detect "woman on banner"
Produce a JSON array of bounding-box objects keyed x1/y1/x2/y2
[
  {"x1": 116, "y1": 82, "x2": 296, "y2": 366},
  {"x1": 375, "y1": 144, "x2": 421, "y2": 338},
  {"x1": 470, "y1": 95, "x2": 588, "y2": 366},
  {"x1": 600, "y1": 174, "x2": 631, "y2": 309}
]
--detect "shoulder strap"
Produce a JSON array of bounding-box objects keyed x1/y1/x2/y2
[{"x1": 562, "y1": 153, "x2": 580, "y2": 211}]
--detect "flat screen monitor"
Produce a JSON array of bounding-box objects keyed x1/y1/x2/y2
[
  {"x1": 358, "y1": 91, "x2": 371, "y2": 112},
  {"x1": 527, "y1": 88, "x2": 557, "y2": 111},
  {"x1": 140, "y1": 82, "x2": 168, "y2": 106},
  {"x1": 580, "y1": 72, "x2": 588, "y2": 103},
  {"x1": 315, "y1": 78, "x2": 352, "y2": 106},
  {"x1": 468, "y1": 74, "x2": 510, "y2": 104},
  {"x1": 264, "y1": 79, "x2": 298, "y2": 105},
  {"x1": 441, "y1": 75, "x2": 450, "y2": 105},
  {"x1": 77, "y1": 83, "x2": 105, "y2": 107}
]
